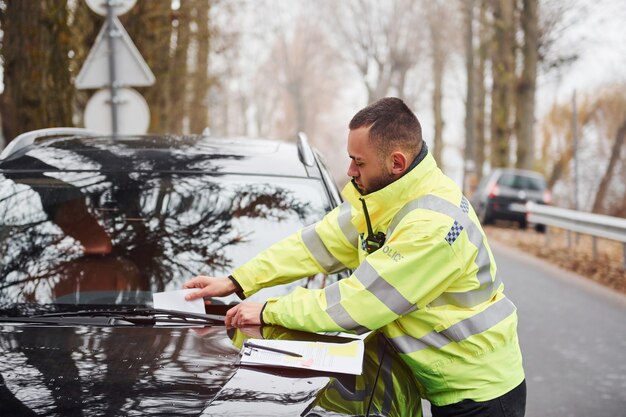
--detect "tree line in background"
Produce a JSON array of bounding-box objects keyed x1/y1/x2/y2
[
  {"x1": 465, "y1": 0, "x2": 625, "y2": 216},
  {"x1": 0, "y1": 0, "x2": 215, "y2": 141},
  {"x1": 209, "y1": 0, "x2": 625, "y2": 216},
  {"x1": 0, "y1": 0, "x2": 624, "y2": 216}
]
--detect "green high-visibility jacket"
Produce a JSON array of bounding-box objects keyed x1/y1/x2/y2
[{"x1": 232, "y1": 152, "x2": 525, "y2": 406}]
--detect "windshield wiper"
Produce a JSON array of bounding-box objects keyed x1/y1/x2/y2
[
  {"x1": 1, "y1": 308, "x2": 226, "y2": 327},
  {"x1": 0, "y1": 316, "x2": 138, "y2": 326}
]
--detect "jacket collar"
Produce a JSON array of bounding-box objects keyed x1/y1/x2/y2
[
  {"x1": 342, "y1": 147, "x2": 438, "y2": 219},
  {"x1": 403, "y1": 142, "x2": 429, "y2": 176}
]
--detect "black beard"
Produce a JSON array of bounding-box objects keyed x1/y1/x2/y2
[{"x1": 364, "y1": 170, "x2": 396, "y2": 194}]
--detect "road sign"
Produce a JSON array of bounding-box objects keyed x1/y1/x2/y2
[
  {"x1": 85, "y1": 0, "x2": 137, "y2": 16},
  {"x1": 75, "y1": 15, "x2": 155, "y2": 90},
  {"x1": 84, "y1": 88, "x2": 150, "y2": 135}
]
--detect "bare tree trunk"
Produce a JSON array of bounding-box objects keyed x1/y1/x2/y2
[
  {"x1": 189, "y1": 1, "x2": 211, "y2": 134},
  {"x1": 277, "y1": 34, "x2": 307, "y2": 137},
  {"x1": 221, "y1": 87, "x2": 230, "y2": 136},
  {"x1": 168, "y1": 1, "x2": 192, "y2": 134},
  {"x1": 69, "y1": 2, "x2": 100, "y2": 124},
  {"x1": 546, "y1": 147, "x2": 572, "y2": 190},
  {"x1": 464, "y1": 0, "x2": 476, "y2": 194},
  {"x1": 544, "y1": 99, "x2": 597, "y2": 191},
  {"x1": 428, "y1": 1, "x2": 449, "y2": 170},
  {"x1": 395, "y1": 67, "x2": 410, "y2": 102},
  {"x1": 515, "y1": 0, "x2": 539, "y2": 169},
  {"x1": 123, "y1": 0, "x2": 173, "y2": 134},
  {"x1": 490, "y1": 0, "x2": 515, "y2": 168},
  {"x1": 475, "y1": 0, "x2": 489, "y2": 180},
  {"x1": 591, "y1": 119, "x2": 626, "y2": 213},
  {"x1": 323, "y1": 0, "x2": 424, "y2": 106},
  {"x1": 432, "y1": 57, "x2": 445, "y2": 169},
  {"x1": 0, "y1": 0, "x2": 74, "y2": 141}
]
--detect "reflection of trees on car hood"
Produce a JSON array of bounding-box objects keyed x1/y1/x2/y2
[
  {"x1": 0, "y1": 139, "x2": 322, "y2": 306},
  {"x1": 0, "y1": 326, "x2": 238, "y2": 415}
]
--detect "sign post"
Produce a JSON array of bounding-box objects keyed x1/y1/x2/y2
[
  {"x1": 105, "y1": 1, "x2": 120, "y2": 135},
  {"x1": 77, "y1": 0, "x2": 154, "y2": 136}
]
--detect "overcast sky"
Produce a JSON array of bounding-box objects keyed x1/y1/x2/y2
[{"x1": 537, "y1": 0, "x2": 626, "y2": 112}]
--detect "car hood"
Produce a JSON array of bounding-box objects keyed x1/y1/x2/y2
[{"x1": 0, "y1": 324, "x2": 334, "y2": 416}]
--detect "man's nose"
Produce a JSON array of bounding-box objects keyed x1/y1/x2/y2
[{"x1": 347, "y1": 161, "x2": 358, "y2": 177}]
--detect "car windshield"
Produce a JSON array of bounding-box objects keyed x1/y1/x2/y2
[
  {"x1": 497, "y1": 173, "x2": 545, "y2": 191},
  {"x1": 0, "y1": 171, "x2": 331, "y2": 310}
]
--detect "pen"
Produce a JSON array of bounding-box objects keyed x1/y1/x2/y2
[{"x1": 244, "y1": 341, "x2": 303, "y2": 358}]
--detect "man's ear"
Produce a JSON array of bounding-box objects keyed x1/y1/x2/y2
[{"x1": 390, "y1": 151, "x2": 409, "y2": 175}]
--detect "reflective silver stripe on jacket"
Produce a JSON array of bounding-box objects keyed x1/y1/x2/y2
[
  {"x1": 378, "y1": 334, "x2": 395, "y2": 414},
  {"x1": 329, "y1": 377, "x2": 369, "y2": 401},
  {"x1": 353, "y1": 260, "x2": 417, "y2": 316},
  {"x1": 330, "y1": 334, "x2": 394, "y2": 405},
  {"x1": 324, "y1": 283, "x2": 370, "y2": 334},
  {"x1": 389, "y1": 297, "x2": 516, "y2": 354},
  {"x1": 323, "y1": 259, "x2": 416, "y2": 333},
  {"x1": 301, "y1": 223, "x2": 344, "y2": 273},
  {"x1": 337, "y1": 201, "x2": 359, "y2": 248},
  {"x1": 301, "y1": 202, "x2": 358, "y2": 273},
  {"x1": 387, "y1": 194, "x2": 501, "y2": 308}
]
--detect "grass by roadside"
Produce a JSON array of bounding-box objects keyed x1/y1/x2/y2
[{"x1": 485, "y1": 224, "x2": 626, "y2": 295}]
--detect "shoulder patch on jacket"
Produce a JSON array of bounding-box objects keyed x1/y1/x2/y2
[
  {"x1": 444, "y1": 196, "x2": 470, "y2": 245},
  {"x1": 445, "y1": 220, "x2": 464, "y2": 245}
]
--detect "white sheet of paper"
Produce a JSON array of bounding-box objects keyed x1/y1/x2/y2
[
  {"x1": 152, "y1": 289, "x2": 205, "y2": 314},
  {"x1": 240, "y1": 339, "x2": 364, "y2": 375}
]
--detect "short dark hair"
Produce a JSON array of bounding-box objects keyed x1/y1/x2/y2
[{"x1": 349, "y1": 97, "x2": 423, "y2": 159}]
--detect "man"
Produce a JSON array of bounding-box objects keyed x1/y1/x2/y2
[{"x1": 184, "y1": 97, "x2": 526, "y2": 416}]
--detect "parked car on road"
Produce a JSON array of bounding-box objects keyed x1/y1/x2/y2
[
  {"x1": 471, "y1": 168, "x2": 551, "y2": 231},
  {"x1": 0, "y1": 128, "x2": 421, "y2": 416}
]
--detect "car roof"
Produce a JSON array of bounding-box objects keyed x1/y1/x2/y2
[
  {"x1": 490, "y1": 167, "x2": 546, "y2": 180},
  {"x1": 0, "y1": 134, "x2": 316, "y2": 178}
]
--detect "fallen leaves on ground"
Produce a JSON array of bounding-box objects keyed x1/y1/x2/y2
[{"x1": 485, "y1": 224, "x2": 626, "y2": 295}]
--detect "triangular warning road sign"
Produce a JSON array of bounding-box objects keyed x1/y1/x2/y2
[{"x1": 76, "y1": 16, "x2": 155, "y2": 90}]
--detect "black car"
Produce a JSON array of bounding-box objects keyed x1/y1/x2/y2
[
  {"x1": 0, "y1": 128, "x2": 422, "y2": 416},
  {"x1": 471, "y1": 168, "x2": 551, "y2": 231}
]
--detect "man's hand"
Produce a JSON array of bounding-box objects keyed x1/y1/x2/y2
[
  {"x1": 183, "y1": 275, "x2": 236, "y2": 304},
  {"x1": 225, "y1": 302, "x2": 264, "y2": 328}
]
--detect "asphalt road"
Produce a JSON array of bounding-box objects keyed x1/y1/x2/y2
[
  {"x1": 493, "y1": 243, "x2": 626, "y2": 417},
  {"x1": 421, "y1": 243, "x2": 626, "y2": 417}
]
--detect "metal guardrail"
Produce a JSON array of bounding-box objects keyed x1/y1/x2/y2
[{"x1": 518, "y1": 202, "x2": 626, "y2": 268}]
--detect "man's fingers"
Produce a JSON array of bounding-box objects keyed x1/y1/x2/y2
[
  {"x1": 224, "y1": 303, "x2": 262, "y2": 328},
  {"x1": 182, "y1": 276, "x2": 235, "y2": 300},
  {"x1": 183, "y1": 275, "x2": 211, "y2": 289},
  {"x1": 185, "y1": 289, "x2": 203, "y2": 301},
  {"x1": 184, "y1": 277, "x2": 216, "y2": 300},
  {"x1": 225, "y1": 305, "x2": 239, "y2": 328}
]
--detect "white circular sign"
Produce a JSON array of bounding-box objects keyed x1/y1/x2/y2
[
  {"x1": 84, "y1": 88, "x2": 150, "y2": 135},
  {"x1": 85, "y1": 0, "x2": 137, "y2": 17}
]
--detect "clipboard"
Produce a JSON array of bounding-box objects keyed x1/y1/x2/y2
[{"x1": 238, "y1": 338, "x2": 364, "y2": 375}]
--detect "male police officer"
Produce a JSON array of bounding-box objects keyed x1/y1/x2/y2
[{"x1": 185, "y1": 97, "x2": 526, "y2": 416}]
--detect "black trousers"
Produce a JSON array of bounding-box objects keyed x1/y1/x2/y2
[{"x1": 430, "y1": 380, "x2": 526, "y2": 417}]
